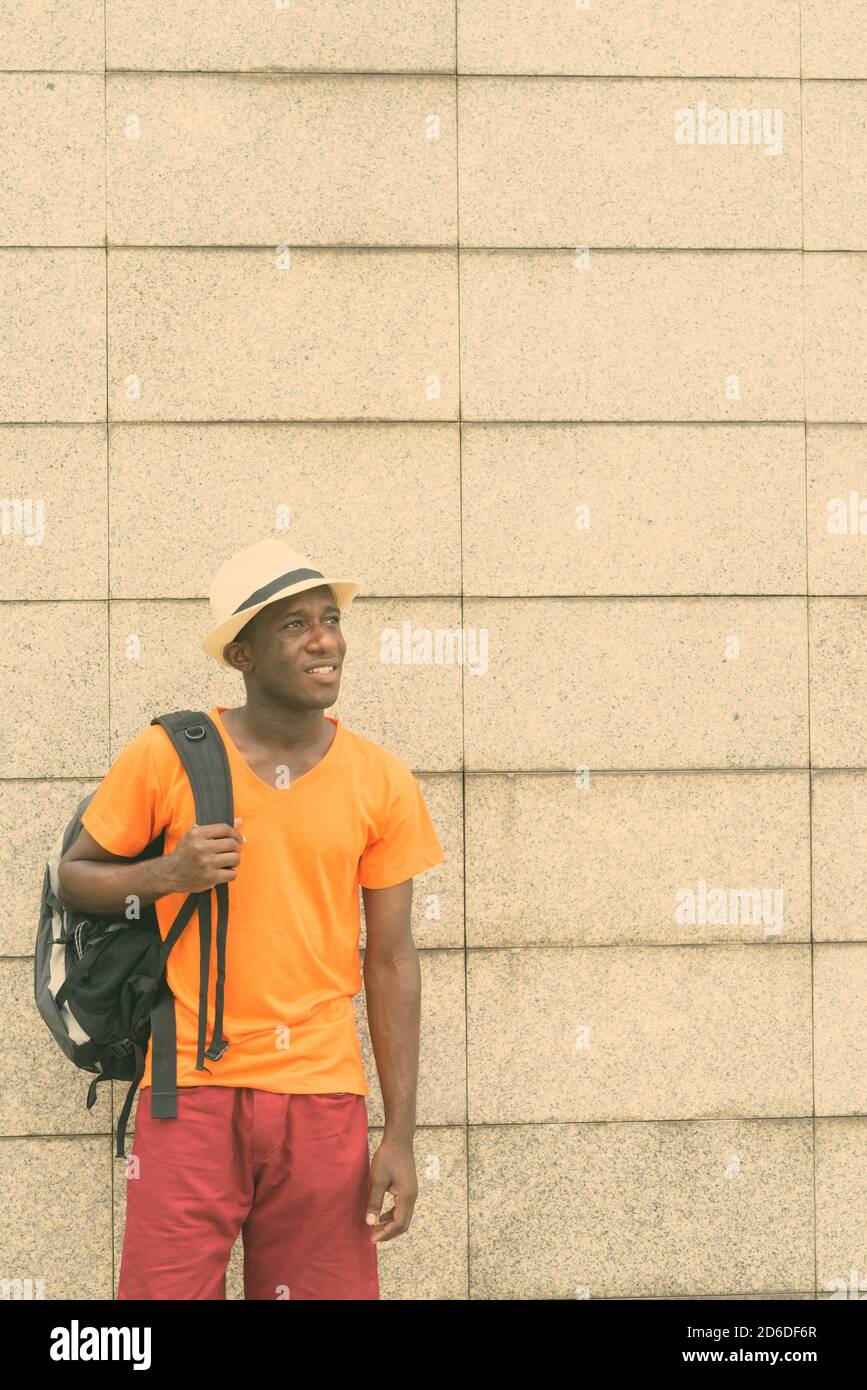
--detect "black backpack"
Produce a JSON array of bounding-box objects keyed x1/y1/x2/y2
[{"x1": 34, "y1": 710, "x2": 235, "y2": 1158}]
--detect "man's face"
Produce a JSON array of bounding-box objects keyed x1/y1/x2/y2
[{"x1": 224, "y1": 584, "x2": 347, "y2": 709}]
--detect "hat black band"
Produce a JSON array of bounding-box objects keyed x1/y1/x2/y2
[{"x1": 232, "y1": 567, "x2": 326, "y2": 616}]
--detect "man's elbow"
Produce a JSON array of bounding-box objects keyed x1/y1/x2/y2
[{"x1": 363, "y1": 937, "x2": 420, "y2": 979}]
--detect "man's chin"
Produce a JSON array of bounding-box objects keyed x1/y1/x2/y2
[{"x1": 292, "y1": 680, "x2": 341, "y2": 708}]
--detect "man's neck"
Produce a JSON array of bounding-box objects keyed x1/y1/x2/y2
[{"x1": 226, "y1": 698, "x2": 331, "y2": 752}]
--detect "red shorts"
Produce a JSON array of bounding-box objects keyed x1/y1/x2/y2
[{"x1": 116, "y1": 1084, "x2": 380, "y2": 1301}]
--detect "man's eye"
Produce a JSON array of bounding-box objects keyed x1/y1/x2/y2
[{"x1": 282, "y1": 617, "x2": 339, "y2": 628}]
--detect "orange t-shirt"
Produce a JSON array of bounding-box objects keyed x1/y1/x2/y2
[{"x1": 79, "y1": 706, "x2": 444, "y2": 1096}]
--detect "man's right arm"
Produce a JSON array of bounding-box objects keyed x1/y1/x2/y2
[
  {"x1": 57, "y1": 827, "x2": 181, "y2": 914},
  {"x1": 58, "y1": 822, "x2": 244, "y2": 915}
]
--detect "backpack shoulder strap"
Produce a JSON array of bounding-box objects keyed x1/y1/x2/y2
[
  {"x1": 151, "y1": 710, "x2": 233, "y2": 828},
  {"x1": 146, "y1": 711, "x2": 235, "y2": 1126}
]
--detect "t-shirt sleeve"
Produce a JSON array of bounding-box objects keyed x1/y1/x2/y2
[
  {"x1": 358, "y1": 757, "x2": 444, "y2": 889},
  {"x1": 80, "y1": 725, "x2": 167, "y2": 858}
]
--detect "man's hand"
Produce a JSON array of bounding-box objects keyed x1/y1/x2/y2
[
  {"x1": 58, "y1": 819, "x2": 245, "y2": 916},
  {"x1": 365, "y1": 1138, "x2": 418, "y2": 1243},
  {"x1": 163, "y1": 818, "x2": 245, "y2": 894}
]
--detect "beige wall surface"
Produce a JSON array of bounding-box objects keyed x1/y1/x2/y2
[{"x1": 1, "y1": 2, "x2": 866, "y2": 1303}]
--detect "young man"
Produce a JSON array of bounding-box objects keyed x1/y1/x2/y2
[{"x1": 58, "y1": 538, "x2": 445, "y2": 1301}]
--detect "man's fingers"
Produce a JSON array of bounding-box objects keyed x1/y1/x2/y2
[
  {"x1": 367, "y1": 1188, "x2": 414, "y2": 1242},
  {"x1": 366, "y1": 1174, "x2": 389, "y2": 1226},
  {"x1": 369, "y1": 1200, "x2": 410, "y2": 1243},
  {"x1": 369, "y1": 1207, "x2": 396, "y2": 1241},
  {"x1": 195, "y1": 821, "x2": 245, "y2": 842}
]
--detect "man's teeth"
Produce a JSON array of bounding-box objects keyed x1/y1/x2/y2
[{"x1": 308, "y1": 666, "x2": 335, "y2": 672}]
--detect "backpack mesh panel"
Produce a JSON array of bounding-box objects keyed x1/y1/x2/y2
[{"x1": 69, "y1": 927, "x2": 161, "y2": 1043}]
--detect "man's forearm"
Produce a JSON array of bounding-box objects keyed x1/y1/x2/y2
[
  {"x1": 363, "y1": 947, "x2": 421, "y2": 1144},
  {"x1": 58, "y1": 854, "x2": 180, "y2": 916}
]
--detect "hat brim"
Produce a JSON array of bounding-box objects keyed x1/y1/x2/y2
[{"x1": 202, "y1": 577, "x2": 360, "y2": 668}]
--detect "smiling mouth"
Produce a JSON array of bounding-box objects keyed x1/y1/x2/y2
[{"x1": 305, "y1": 664, "x2": 339, "y2": 681}]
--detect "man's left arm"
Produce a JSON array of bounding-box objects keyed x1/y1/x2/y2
[{"x1": 361, "y1": 877, "x2": 421, "y2": 1245}]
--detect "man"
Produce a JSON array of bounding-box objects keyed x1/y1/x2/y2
[{"x1": 58, "y1": 538, "x2": 445, "y2": 1300}]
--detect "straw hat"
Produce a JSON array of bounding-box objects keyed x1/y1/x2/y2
[{"x1": 202, "y1": 538, "x2": 360, "y2": 668}]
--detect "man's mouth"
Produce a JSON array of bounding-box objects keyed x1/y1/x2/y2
[{"x1": 304, "y1": 664, "x2": 339, "y2": 682}]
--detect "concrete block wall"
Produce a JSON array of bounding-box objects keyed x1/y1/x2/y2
[{"x1": 1, "y1": 2, "x2": 866, "y2": 1300}]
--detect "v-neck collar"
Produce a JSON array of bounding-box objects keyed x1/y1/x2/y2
[{"x1": 212, "y1": 706, "x2": 343, "y2": 800}]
